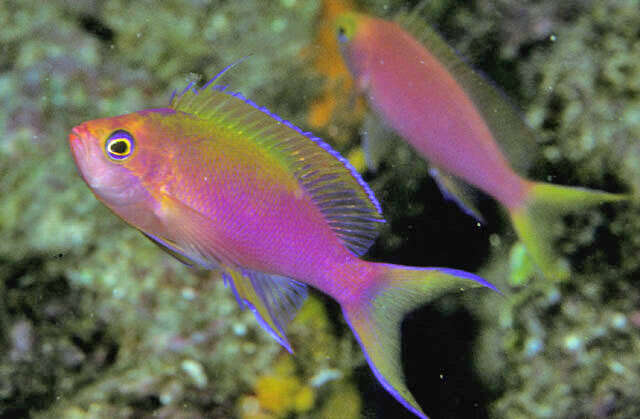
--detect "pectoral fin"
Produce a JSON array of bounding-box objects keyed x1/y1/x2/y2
[
  {"x1": 142, "y1": 231, "x2": 197, "y2": 267},
  {"x1": 362, "y1": 113, "x2": 397, "y2": 172}
]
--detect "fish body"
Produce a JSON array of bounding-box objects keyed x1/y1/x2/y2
[
  {"x1": 69, "y1": 78, "x2": 498, "y2": 419},
  {"x1": 72, "y1": 106, "x2": 370, "y2": 300},
  {"x1": 341, "y1": 17, "x2": 529, "y2": 208},
  {"x1": 335, "y1": 12, "x2": 627, "y2": 278}
]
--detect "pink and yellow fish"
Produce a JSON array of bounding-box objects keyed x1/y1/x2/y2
[
  {"x1": 69, "y1": 67, "x2": 498, "y2": 418},
  {"x1": 334, "y1": 12, "x2": 627, "y2": 279}
]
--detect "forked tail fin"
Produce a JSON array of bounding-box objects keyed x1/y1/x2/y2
[
  {"x1": 509, "y1": 182, "x2": 628, "y2": 280},
  {"x1": 341, "y1": 264, "x2": 499, "y2": 418}
]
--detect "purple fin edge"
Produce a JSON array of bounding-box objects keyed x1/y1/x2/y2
[
  {"x1": 244, "y1": 299, "x2": 293, "y2": 353},
  {"x1": 221, "y1": 272, "x2": 294, "y2": 353},
  {"x1": 202, "y1": 55, "x2": 253, "y2": 90},
  {"x1": 341, "y1": 266, "x2": 499, "y2": 419},
  {"x1": 222, "y1": 272, "x2": 245, "y2": 308},
  {"x1": 342, "y1": 311, "x2": 429, "y2": 419},
  {"x1": 376, "y1": 263, "x2": 501, "y2": 295},
  {"x1": 426, "y1": 267, "x2": 502, "y2": 295},
  {"x1": 142, "y1": 231, "x2": 195, "y2": 268}
]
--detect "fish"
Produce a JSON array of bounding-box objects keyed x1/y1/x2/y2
[
  {"x1": 334, "y1": 11, "x2": 628, "y2": 279},
  {"x1": 68, "y1": 65, "x2": 499, "y2": 419},
  {"x1": 306, "y1": 0, "x2": 363, "y2": 130}
]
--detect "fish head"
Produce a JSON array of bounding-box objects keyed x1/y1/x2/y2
[
  {"x1": 333, "y1": 12, "x2": 371, "y2": 85},
  {"x1": 69, "y1": 109, "x2": 173, "y2": 213}
]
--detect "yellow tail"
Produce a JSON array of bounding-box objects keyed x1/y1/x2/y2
[
  {"x1": 510, "y1": 182, "x2": 628, "y2": 279},
  {"x1": 341, "y1": 264, "x2": 499, "y2": 418}
]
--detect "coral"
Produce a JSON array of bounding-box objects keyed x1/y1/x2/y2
[
  {"x1": 253, "y1": 358, "x2": 314, "y2": 415},
  {"x1": 319, "y1": 382, "x2": 361, "y2": 419}
]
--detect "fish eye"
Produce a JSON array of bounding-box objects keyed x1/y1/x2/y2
[
  {"x1": 337, "y1": 26, "x2": 348, "y2": 43},
  {"x1": 105, "y1": 130, "x2": 134, "y2": 161}
]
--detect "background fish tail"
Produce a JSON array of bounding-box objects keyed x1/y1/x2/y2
[
  {"x1": 509, "y1": 182, "x2": 628, "y2": 280},
  {"x1": 341, "y1": 263, "x2": 498, "y2": 419}
]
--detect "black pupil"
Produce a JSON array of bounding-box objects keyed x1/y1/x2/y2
[
  {"x1": 110, "y1": 140, "x2": 128, "y2": 154},
  {"x1": 338, "y1": 26, "x2": 345, "y2": 36}
]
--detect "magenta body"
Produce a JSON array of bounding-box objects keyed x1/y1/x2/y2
[
  {"x1": 345, "y1": 18, "x2": 531, "y2": 209},
  {"x1": 69, "y1": 110, "x2": 379, "y2": 305},
  {"x1": 160, "y1": 131, "x2": 378, "y2": 303},
  {"x1": 68, "y1": 70, "x2": 499, "y2": 419}
]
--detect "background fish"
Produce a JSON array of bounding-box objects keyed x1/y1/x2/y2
[
  {"x1": 69, "y1": 72, "x2": 499, "y2": 418},
  {"x1": 334, "y1": 11, "x2": 628, "y2": 280}
]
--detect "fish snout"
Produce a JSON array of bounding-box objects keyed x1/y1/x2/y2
[
  {"x1": 69, "y1": 125, "x2": 96, "y2": 187},
  {"x1": 69, "y1": 125, "x2": 88, "y2": 145},
  {"x1": 69, "y1": 127, "x2": 86, "y2": 159}
]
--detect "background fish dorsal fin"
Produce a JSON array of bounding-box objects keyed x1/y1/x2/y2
[
  {"x1": 393, "y1": 10, "x2": 535, "y2": 173},
  {"x1": 223, "y1": 268, "x2": 308, "y2": 353},
  {"x1": 170, "y1": 82, "x2": 385, "y2": 256}
]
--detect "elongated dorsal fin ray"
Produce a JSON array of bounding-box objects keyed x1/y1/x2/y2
[
  {"x1": 223, "y1": 268, "x2": 308, "y2": 353},
  {"x1": 170, "y1": 77, "x2": 384, "y2": 256},
  {"x1": 393, "y1": 10, "x2": 535, "y2": 173}
]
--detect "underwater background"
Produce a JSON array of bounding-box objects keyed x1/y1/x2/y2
[{"x1": 1, "y1": 0, "x2": 639, "y2": 418}]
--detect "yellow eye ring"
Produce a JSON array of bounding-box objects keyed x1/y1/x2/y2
[
  {"x1": 108, "y1": 139, "x2": 130, "y2": 155},
  {"x1": 105, "y1": 130, "x2": 135, "y2": 160}
]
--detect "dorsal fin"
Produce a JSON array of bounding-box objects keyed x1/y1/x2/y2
[
  {"x1": 169, "y1": 77, "x2": 385, "y2": 256},
  {"x1": 393, "y1": 10, "x2": 535, "y2": 173}
]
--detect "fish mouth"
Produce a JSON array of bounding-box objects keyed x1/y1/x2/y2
[
  {"x1": 69, "y1": 125, "x2": 86, "y2": 146},
  {"x1": 69, "y1": 126, "x2": 93, "y2": 186},
  {"x1": 69, "y1": 128, "x2": 84, "y2": 164}
]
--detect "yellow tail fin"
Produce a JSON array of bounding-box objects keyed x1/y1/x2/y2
[
  {"x1": 510, "y1": 182, "x2": 628, "y2": 279},
  {"x1": 341, "y1": 264, "x2": 499, "y2": 418}
]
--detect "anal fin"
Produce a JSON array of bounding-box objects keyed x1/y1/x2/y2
[
  {"x1": 223, "y1": 268, "x2": 308, "y2": 353},
  {"x1": 429, "y1": 167, "x2": 485, "y2": 223}
]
